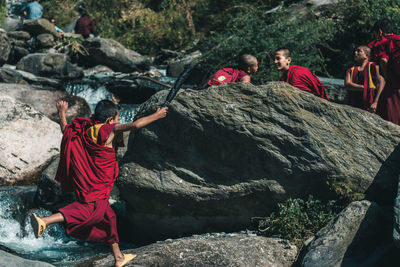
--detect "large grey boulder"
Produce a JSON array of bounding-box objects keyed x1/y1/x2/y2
[
  {"x1": 0, "y1": 29, "x2": 12, "y2": 66},
  {"x1": 301, "y1": 200, "x2": 396, "y2": 266},
  {"x1": 16, "y1": 53, "x2": 83, "y2": 79},
  {"x1": 0, "y1": 250, "x2": 55, "y2": 267},
  {"x1": 82, "y1": 37, "x2": 150, "y2": 72},
  {"x1": 167, "y1": 50, "x2": 202, "y2": 77},
  {"x1": 0, "y1": 94, "x2": 61, "y2": 185},
  {"x1": 319, "y1": 77, "x2": 346, "y2": 104},
  {"x1": 36, "y1": 33, "x2": 55, "y2": 48},
  {"x1": 393, "y1": 175, "x2": 400, "y2": 247},
  {"x1": 0, "y1": 83, "x2": 90, "y2": 123},
  {"x1": 22, "y1": 19, "x2": 58, "y2": 37},
  {"x1": 0, "y1": 67, "x2": 62, "y2": 90},
  {"x1": 84, "y1": 234, "x2": 297, "y2": 267},
  {"x1": 2, "y1": 17, "x2": 23, "y2": 32},
  {"x1": 118, "y1": 82, "x2": 400, "y2": 243}
]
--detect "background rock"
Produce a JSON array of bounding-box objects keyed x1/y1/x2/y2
[
  {"x1": 83, "y1": 234, "x2": 298, "y2": 267},
  {"x1": 22, "y1": 19, "x2": 58, "y2": 37},
  {"x1": 118, "y1": 82, "x2": 400, "y2": 244},
  {"x1": 82, "y1": 37, "x2": 150, "y2": 72},
  {"x1": 1, "y1": 17, "x2": 23, "y2": 32},
  {"x1": 36, "y1": 33, "x2": 55, "y2": 48},
  {"x1": 0, "y1": 94, "x2": 61, "y2": 185},
  {"x1": 16, "y1": 53, "x2": 83, "y2": 79},
  {"x1": 0, "y1": 29, "x2": 12, "y2": 66}
]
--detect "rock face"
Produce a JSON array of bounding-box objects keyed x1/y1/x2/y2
[
  {"x1": 22, "y1": 19, "x2": 58, "y2": 37},
  {"x1": 118, "y1": 82, "x2": 400, "y2": 243},
  {"x1": 0, "y1": 83, "x2": 90, "y2": 123},
  {"x1": 393, "y1": 175, "x2": 400, "y2": 247},
  {"x1": 2, "y1": 17, "x2": 23, "y2": 32},
  {"x1": 301, "y1": 200, "x2": 396, "y2": 266},
  {"x1": 0, "y1": 67, "x2": 63, "y2": 90},
  {"x1": 16, "y1": 53, "x2": 83, "y2": 79},
  {"x1": 85, "y1": 234, "x2": 298, "y2": 267},
  {"x1": 0, "y1": 250, "x2": 55, "y2": 267},
  {"x1": 319, "y1": 77, "x2": 346, "y2": 104},
  {"x1": 0, "y1": 94, "x2": 62, "y2": 185},
  {"x1": 36, "y1": 33, "x2": 55, "y2": 48},
  {"x1": 82, "y1": 37, "x2": 150, "y2": 72},
  {"x1": 167, "y1": 50, "x2": 202, "y2": 77},
  {"x1": 0, "y1": 29, "x2": 12, "y2": 66}
]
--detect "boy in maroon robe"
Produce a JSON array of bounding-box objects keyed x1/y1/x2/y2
[
  {"x1": 30, "y1": 100, "x2": 168, "y2": 267},
  {"x1": 368, "y1": 18, "x2": 400, "y2": 125},
  {"x1": 274, "y1": 48, "x2": 330, "y2": 100},
  {"x1": 207, "y1": 54, "x2": 258, "y2": 86},
  {"x1": 345, "y1": 45, "x2": 385, "y2": 112}
]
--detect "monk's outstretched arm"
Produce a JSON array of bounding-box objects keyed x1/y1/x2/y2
[
  {"x1": 56, "y1": 101, "x2": 68, "y2": 133},
  {"x1": 369, "y1": 65, "x2": 386, "y2": 112},
  {"x1": 345, "y1": 72, "x2": 363, "y2": 91},
  {"x1": 114, "y1": 107, "x2": 168, "y2": 133}
]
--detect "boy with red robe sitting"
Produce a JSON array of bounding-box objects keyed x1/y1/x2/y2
[
  {"x1": 345, "y1": 45, "x2": 385, "y2": 112},
  {"x1": 30, "y1": 100, "x2": 168, "y2": 267},
  {"x1": 274, "y1": 48, "x2": 330, "y2": 100},
  {"x1": 368, "y1": 18, "x2": 400, "y2": 125},
  {"x1": 207, "y1": 54, "x2": 258, "y2": 86}
]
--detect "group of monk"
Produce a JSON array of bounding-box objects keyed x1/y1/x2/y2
[
  {"x1": 208, "y1": 18, "x2": 400, "y2": 126},
  {"x1": 27, "y1": 18, "x2": 400, "y2": 267}
]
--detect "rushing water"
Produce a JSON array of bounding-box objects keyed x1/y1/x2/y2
[{"x1": 0, "y1": 186, "x2": 113, "y2": 266}]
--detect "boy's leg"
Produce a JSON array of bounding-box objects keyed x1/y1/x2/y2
[
  {"x1": 110, "y1": 243, "x2": 136, "y2": 267},
  {"x1": 31, "y1": 212, "x2": 64, "y2": 238}
]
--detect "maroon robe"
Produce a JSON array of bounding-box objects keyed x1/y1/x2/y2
[
  {"x1": 346, "y1": 62, "x2": 378, "y2": 110},
  {"x1": 280, "y1": 65, "x2": 330, "y2": 100},
  {"x1": 56, "y1": 118, "x2": 120, "y2": 243},
  {"x1": 208, "y1": 68, "x2": 248, "y2": 86},
  {"x1": 369, "y1": 34, "x2": 400, "y2": 125}
]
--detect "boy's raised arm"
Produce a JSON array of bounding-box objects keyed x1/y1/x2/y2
[
  {"x1": 56, "y1": 100, "x2": 68, "y2": 133},
  {"x1": 114, "y1": 107, "x2": 168, "y2": 133}
]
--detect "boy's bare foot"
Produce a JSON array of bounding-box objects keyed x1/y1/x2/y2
[
  {"x1": 30, "y1": 213, "x2": 47, "y2": 238},
  {"x1": 115, "y1": 253, "x2": 136, "y2": 267}
]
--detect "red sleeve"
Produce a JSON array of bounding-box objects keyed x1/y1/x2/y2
[
  {"x1": 238, "y1": 70, "x2": 249, "y2": 81},
  {"x1": 98, "y1": 124, "x2": 125, "y2": 148}
]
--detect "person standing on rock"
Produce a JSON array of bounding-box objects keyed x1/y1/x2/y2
[
  {"x1": 274, "y1": 48, "x2": 330, "y2": 100},
  {"x1": 74, "y1": 7, "x2": 95, "y2": 38},
  {"x1": 207, "y1": 54, "x2": 258, "y2": 86},
  {"x1": 30, "y1": 100, "x2": 168, "y2": 267},
  {"x1": 21, "y1": 0, "x2": 43, "y2": 19},
  {"x1": 368, "y1": 18, "x2": 400, "y2": 125},
  {"x1": 345, "y1": 45, "x2": 385, "y2": 112}
]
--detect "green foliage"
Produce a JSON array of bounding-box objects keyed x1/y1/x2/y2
[
  {"x1": 256, "y1": 195, "x2": 342, "y2": 247},
  {"x1": 0, "y1": 0, "x2": 6, "y2": 27},
  {"x1": 198, "y1": 6, "x2": 336, "y2": 84},
  {"x1": 327, "y1": 178, "x2": 365, "y2": 203}
]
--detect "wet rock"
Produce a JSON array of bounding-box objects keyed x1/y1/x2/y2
[
  {"x1": 0, "y1": 29, "x2": 12, "y2": 66},
  {"x1": 16, "y1": 53, "x2": 83, "y2": 79},
  {"x1": 118, "y1": 82, "x2": 400, "y2": 243},
  {"x1": 0, "y1": 250, "x2": 55, "y2": 267},
  {"x1": 167, "y1": 50, "x2": 201, "y2": 77},
  {"x1": 22, "y1": 19, "x2": 58, "y2": 37},
  {"x1": 82, "y1": 37, "x2": 150, "y2": 72},
  {"x1": 301, "y1": 200, "x2": 397, "y2": 266},
  {"x1": 83, "y1": 65, "x2": 114, "y2": 77},
  {"x1": 36, "y1": 33, "x2": 54, "y2": 48},
  {"x1": 105, "y1": 76, "x2": 170, "y2": 104},
  {"x1": 34, "y1": 156, "x2": 75, "y2": 211},
  {"x1": 7, "y1": 30, "x2": 31, "y2": 41},
  {"x1": 0, "y1": 94, "x2": 61, "y2": 185},
  {"x1": 84, "y1": 234, "x2": 297, "y2": 267},
  {"x1": 0, "y1": 83, "x2": 91, "y2": 123}
]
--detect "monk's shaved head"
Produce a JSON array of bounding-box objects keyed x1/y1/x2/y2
[
  {"x1": 275, "y1": 48, "x2": 291, "y2": 58},
  {"x1": 239, "y1": 54, "x2": 258, "y2": 69},
  {"x1": 359, "y1": 45, "x2": 371, "y2": 57}
]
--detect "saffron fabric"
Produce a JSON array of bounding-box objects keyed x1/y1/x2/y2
[
  {"x1": 281, "y1": 65, "x2": 330, "y2": 100},
  {"x1": 347, "y1": 62, "x2": 377, "y2": 110},
  {"x1": 208, "y1": 68, "x2": 248, "y2": 86},
  {"x1": 369, "y1": 34, "x2": 400, "y2": 125}
]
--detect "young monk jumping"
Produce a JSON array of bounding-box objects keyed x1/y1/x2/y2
[
  {"x1": 345, "y1": 45, "x2": 385, "y2": 112},
  {"x1": 274, "y1": 48, "x2": 330, "y2": 100},
  {"x1": 30, "y1": 100, "x2": 168, "y2": 267},
  {"x1": 368, "y1": 18, "x2": 400, "y2": 125},
  {"x1": 207, "y1": 54, "x2": 258, "y2": 86}
]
